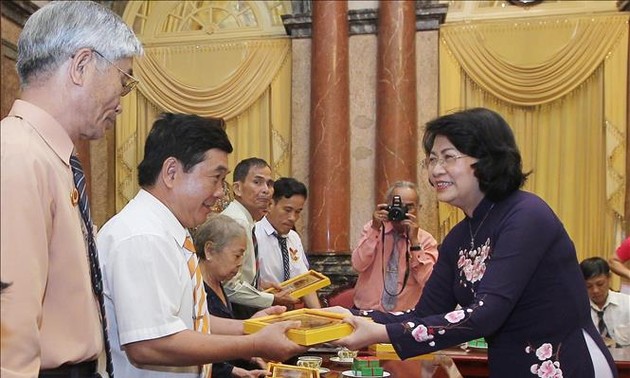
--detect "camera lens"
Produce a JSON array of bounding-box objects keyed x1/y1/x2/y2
[{"x1": 387, "y1": 208, "x2": 406, "y2": 221}]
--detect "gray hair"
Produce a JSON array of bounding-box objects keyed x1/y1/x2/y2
[
  {"x1": 385, "y1": 181, "x2": 419, "y2": 203},
  {"x1": 193, "y1": 214, "x2": 247, "y2": 260},
  {"x1": 17, "y1": 1, "x2": 143, "y2": 86}
]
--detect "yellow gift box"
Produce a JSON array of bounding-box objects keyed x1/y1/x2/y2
[
  {"x1": 244, "y1": 308, "x2": 353, "y2": 346},
  {"x1": 368, "y1": 343, "x2": 432, "y2": 361},
  {"x1": 264, "y1": 270, "x2": 331, "y2": 299},
  {"x1": 267, "y1": 362, "x2": 320, "y2": 378}
]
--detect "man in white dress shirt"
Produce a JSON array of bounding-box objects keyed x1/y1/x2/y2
[
  {"x1": 96, "y1": 114, "x2": 304, "y2": 377},
  {"x1": 255, "y1": 177, "x2": 321, "y2": 309},
  {"x1": 580, "y1": 257, "x2": 630, "y2": 348},
  {"x1": 222, "y1": 158, "x2": 298, "y2": 318}
]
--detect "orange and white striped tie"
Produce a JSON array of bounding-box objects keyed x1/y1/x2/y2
[{"x1": 183, "y1": 236, "x2": 211, "y2": 377}]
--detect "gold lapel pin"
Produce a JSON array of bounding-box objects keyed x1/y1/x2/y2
[{"x1": 71, "y1": 187, "x2": 79, "y2": 206}]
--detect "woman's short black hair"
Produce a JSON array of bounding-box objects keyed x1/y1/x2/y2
[
  {"x1": 138, "y1": 113, "x2": 233, "y2": 187},
  {"x1": 422, "y1": 107, "x2": 529, "y2": 201}
]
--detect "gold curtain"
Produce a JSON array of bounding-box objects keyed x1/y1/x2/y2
[
  {"x1": 116, "y1": 91, "x2": 160, "y2": 207},
  {"x1": 135, "y1": 40, "x2": 290, "y2": 119},
  {"x1": 437, "y1": 13, "x2": 628, "y2": 265},
  {"x1": 115, "y1": 37, "x2": 292, "y2": 210}
]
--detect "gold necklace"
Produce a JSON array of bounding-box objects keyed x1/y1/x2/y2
[{"x1": 468, "y1": 203, "x2": 495, "y2": 250}]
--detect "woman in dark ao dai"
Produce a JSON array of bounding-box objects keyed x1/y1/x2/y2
[{"x1": 337, "y1": 108, "x2": 616, "y2": 378}]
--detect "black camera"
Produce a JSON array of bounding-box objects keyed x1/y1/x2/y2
[{"x1": 387, "y1": 195, "x2": 408, "y2": 222}]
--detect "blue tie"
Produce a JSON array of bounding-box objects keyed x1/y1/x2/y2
[
  {"x1": 274, "y1": 232, "x2": 291, "y2": 281},
  {"x1": 597, "y1": 309, "x2": 610, "y2": 338},
  {"x1": 70, "y1": 155, "x2": 114, "y2": 377}
]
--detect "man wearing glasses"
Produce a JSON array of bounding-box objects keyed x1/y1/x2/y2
[
  {"x1": 352, "y1": 181, "x2": 439, "y2": 312},
  {"x1": 1, "y1": 2, "x2": 142, "y2": 377}
]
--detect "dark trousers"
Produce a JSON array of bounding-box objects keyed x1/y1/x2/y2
[{"x1": 39, "y1": 360, "x2": 99, "y2": 378}]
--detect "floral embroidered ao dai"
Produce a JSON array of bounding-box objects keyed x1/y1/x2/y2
[{"x1": 369, "y1": 191, "x2": 616, "y2": 377}]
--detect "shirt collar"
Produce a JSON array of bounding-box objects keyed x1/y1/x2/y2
[
  {"x1": 9, "y1": 99, "x2": 74, "y2": 166},
  {"x1": 384, "y1": 221, "x2": 406, "y2": 237},
  {"x1": 260, "y1": 216, "x2": 284, "y2": 237},
  {"x1": 231, "y1": 199, "x2": 255, "y2": 226},
  {"x1": 136, "y1": 189, "x2": 189, "y2": 249},
  {"x1": 590, "y1": 290, "x2": 621, "y2": 311}
]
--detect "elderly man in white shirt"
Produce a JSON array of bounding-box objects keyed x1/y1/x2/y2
[{"x1": 580, "y1": 257, "x2": 630, "y2": 347}]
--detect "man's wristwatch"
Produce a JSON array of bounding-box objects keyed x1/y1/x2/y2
[{"x1": 410, "y1": 245, "x2": 422, "y2": 251}]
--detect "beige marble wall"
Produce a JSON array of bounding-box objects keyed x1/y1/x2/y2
[
  {"x1": 349, "y1": 34, "x2": 377, "y2": 248},
  {"x1": 291, "y1": 30, "x2": 440, "y2": 250},
  {"x1": 290, "y1": 38, "x2": 312, "y2": 241},
  {"x1": 416, "y1": 31, "x2": 439, "y2": 239}
]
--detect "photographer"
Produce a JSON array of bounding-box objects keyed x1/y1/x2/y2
[{"x1": 352, "y1": 181, "x2": 439, "y2": 312}]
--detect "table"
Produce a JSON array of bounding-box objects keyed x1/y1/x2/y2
[
  {"x1": 311, "y1": 346, "x2": 630, "y2": 377},
  {"x1": 316, "y1": 348, "x2": 485, "y2": 378},
  {"x1": 610, "y1": 347, "x2": 630, "y2": 376}
]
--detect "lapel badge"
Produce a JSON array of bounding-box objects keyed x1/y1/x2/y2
[
  {"x1": 290, "y1": 247, "x2": 299, "y2": 262},
  {"x1": 71, "y1": 187, "x2": 79, "y2": 206}
]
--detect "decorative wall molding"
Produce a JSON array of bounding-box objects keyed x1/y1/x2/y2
[{"x1": 442, "y1": 0, "x2": 620, "y2": 22}]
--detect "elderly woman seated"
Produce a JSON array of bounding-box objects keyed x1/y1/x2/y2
[{"x1": 193, "y1": 214, "x2": 268, "y2": 378}]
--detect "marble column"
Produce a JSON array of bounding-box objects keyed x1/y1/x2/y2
[
  {"x1": 375, "y1": 0, "x2": 418, "y2": 202},
  {"x1": 309, "y1": 0, "x2": 350, "y2": 254}
]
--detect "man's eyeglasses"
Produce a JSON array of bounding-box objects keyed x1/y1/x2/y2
[
  {"x1": 92, "y1": 49, "x2": 139, "y2": 97},
  {"x1": 422, "y1": 154, "x2": 468, "y2": 169}
]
